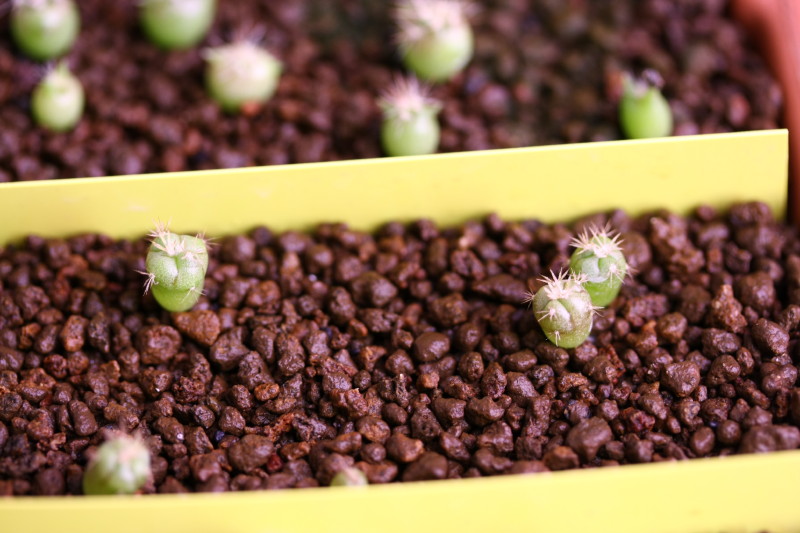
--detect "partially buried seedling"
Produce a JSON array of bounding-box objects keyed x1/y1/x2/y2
[
  {"x1": 395, "y1": 0, "x2": 474, "y2": 83},
  {"x1": 379, "y1": 77, "x2": 442, "y2": 157},
  {"x1": 31, "y1": 62, "x2": 84, "y2": 132},
  {"x1": 619, "y1": 69, "x2": 673, "y2": 139},
  {"x1": 204, "y1": 40, "x2": 282, "y2": 113},
  {"x1": 11, "y1": 0, "x2": 80, "y2": 61},
  {"x1": 83, "y1": 433, "x2": 151, "y2": 495},
  {"x1": 330, "y1": 467, "x2": 368, "y2": 487},
  {"x1": 143, "y1": 222, "x2": 209, "y2": 312},
  {"x1": 528, "y1": 271, "x2": 596, "y2": 349},
  {"x1": 568, "y1": 225, "x2": 628, "y2": 307},
  {"x1": 139, "y1": 0, "x2": 216, "y2": 50}
]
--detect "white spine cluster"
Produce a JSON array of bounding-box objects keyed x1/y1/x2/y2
[
  {"x1": 570, "y1": 224, "x2": 624, "y2": 259},
  {"x1": 379, "y1": 76, "x2": 441, "y2": 122}
]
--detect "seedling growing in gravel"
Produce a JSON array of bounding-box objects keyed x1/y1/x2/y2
[
  {"x1": 330, "y1": 467, "x2": 368, "y2": 487},
  {"x1": 31, "y1": 62, "x2": 84, "y2": 132},
  {"x1": 619, "y1": 70, "x2": 673, "y2": 139},
  {"x1": 379, "y1": 77, "x2": 442, "y2": 157},
  {"x1": 11, "y1": 0, "x2": 80, "y2": 61},
  {"x1": 140, "y1": 0, "x2": 216, "y2": 50},
  {"x1": 527, "y1": 271, "x2": 596, "y2": 349},
  {"x1": 83, "y1": 433, "x2": 151, "y2": 495},
  {"x1": 143, "y1": 222, "x2": 209, "y2": 312},
  {"x1": 569, "y1": 226, "x2": 628, "y2": 307},
  {"x1": 203, "y1": 41, "x2": 282, "y2": 113},
  {"x1": 395, "y1": 0, "x2": 474, "y2": 82}
]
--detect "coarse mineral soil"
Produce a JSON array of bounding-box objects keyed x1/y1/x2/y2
[
  {"x1": 0, "y1": 201, "x2": 799, "y2": 495},
  {"x1": 0, "y1": 0, "x2": 783, "y2": 180}
]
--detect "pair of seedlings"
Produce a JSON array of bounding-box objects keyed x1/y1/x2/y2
[
  {"x1": 209, "y1": 0, "x2": 477, "y2": 119},
  {"x1": 82, "y1": 435, "x2": 367, "y2": 495},
  {"x1": 11, "y1": 0, "x2": 215, "y2": 60},
  {"x1": 379, "y1": 0, "x2": 473, "y2": 158},
  {"x1": 82, "y1": 224, "x2": 206, "y2": 495},
  {"x1": 529, "y1": 226, "x2": 629, "y2": 349},
  {"x1": 382, "y1": 68, "x2": 673, "y2": 159}
]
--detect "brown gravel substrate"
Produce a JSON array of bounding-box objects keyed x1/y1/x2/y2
[
  {"x1": 0, "y1": 0, "x2": 783, "y2": 181},
  {"x1": 1, "y1": 201, "x2": 799, "y2": 496}
]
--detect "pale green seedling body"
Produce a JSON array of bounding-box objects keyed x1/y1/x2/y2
[
  {"x1": 402, "y1": 25, "x2": 474, "y2": 83},
  {"x1": 140, "y1": 0, "x2": 216, "y2": 50},
  {"x1": 32, "y1": 64, "x2": 84, "y2": 132},
  {"x1": 83, "y1": 435, "x2": 151, "y2": 496},
  {"x1": 381, "y1": 111, "x2": 441, "y2": 157},
  {"x1": 620, "y1": 82, "x2": 673, "y2": 139},
  {"x1": 532, "y1": 275, "x2": 594, "y2": 349},
  {"x1": 330, "y1": 467, "x2": 369, "y2": 487},
  {"x1": 205, "y1": 43, "x2": 282, "y2": 113},
  {"x1": 11, "y1": 0, "x2": 80, "y2": 61},
  {"x1": 569, "y1": 231, "x2": 628, "y2": 307},
  {"x1": 146, "y1": 232, "x2": 208, "y2": 312}
]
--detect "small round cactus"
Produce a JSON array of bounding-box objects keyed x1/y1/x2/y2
[
  {"x1": 143, "y1": 222, "x2": 209, "y2": 312},
  {"x1": 11, "y1": 0, "x2": 80, "y2": 61},
  {"x1": 569, "y1": 226, "x2": 628, "y2": 307},
  {"x1": 379, "y1": 77, "x2": 442, "y2": 157},
  {"x1": 31, "y1": 62, "x2": 84, "y2": 132},
  {"x1": 140, "y1": 0, "x2": 216, "y2": 50},
  {"x1": 83, "y1": 433, "x2": 151, "y2": 495},
  {"x1": 619, "y1": 70, "x2": 673, "y2": 139},
  {"x1": 203, "y1": 41, "x2": 282, "y2": 113},
  {"x1": 395, "y1": 0, "x2": 474, "y2": 83},
  {"x1": 330, "y1": 467, "x2": 368, "y2": 487},
  {"x1": 528, "y1": 271, "x2": 596, "y2": 349}
]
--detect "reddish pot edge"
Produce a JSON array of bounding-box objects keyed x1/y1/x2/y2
[{"x1": 731, "y1": 0, "x2": 800, "y2": 227}]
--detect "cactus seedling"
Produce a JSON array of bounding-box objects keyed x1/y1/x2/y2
[
  {"x1": 528, "y1": 271, "x2": 596, "y2": 349},
  {"x1": 395, "y1": 0, "x2": 474, "y2": 83},
  {"x1": 11, "y1": 0, "x2": 80, "y2": 61},
  {"x1": 619, "y1": 70, "x2": 673, "y2": 139},
  {"x1": 203, "y1": 41, "x2": 282, "y2": 113},
  {"x1": 83, "y1": 433, "x2": 151, "y2": 495},
  {"x1": 31, "y1": 62, "x2": 84, "y2": 132},
  {"x1": 330, "y1": 467, "x2": 368, "y2": 487},
  {"x1": 569, "y1": 226, "x2": 628, "y2": 307},
  {"x1": 379, "y1": 77, "x2": 442, "y2": 157},
  {"x1": 140, "y1": 0, "x2": 216, "y2": 50},
  {"x1": 143, "y1": 222, "x2": 209, "y2": 312}
]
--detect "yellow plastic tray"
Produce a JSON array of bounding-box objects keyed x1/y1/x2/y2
[{"x1": 1, "y1": 130, "x2": 797, "y2": 533}]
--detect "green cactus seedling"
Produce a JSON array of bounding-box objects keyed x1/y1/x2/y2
[
  {"x1": 143, "y1": 222, "x2": 209, "y2": 312},
  {"x1": 528, "y1": 271, "x2": 597, "y2": 349},
  {"x1": 568, "y1": 225, "x2": 628, "y2": 307},
  {"x1": 395, "y1": 0, "x2": 474, "y2": 83}
]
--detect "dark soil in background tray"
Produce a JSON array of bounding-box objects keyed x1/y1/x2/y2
[
  {"x1": 1, "y1": 201, "x2": 799, "y2": 495},
  {"x1": 0, "y1": 0, "x2": 783, "y2": 181}
]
